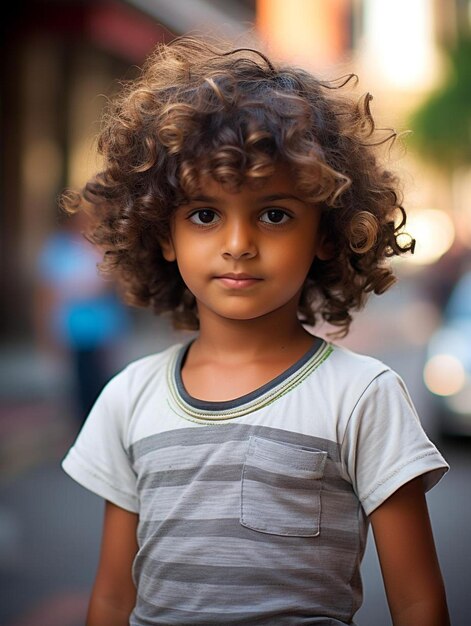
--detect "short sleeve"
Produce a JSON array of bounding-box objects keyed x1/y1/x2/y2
[
  {"x1": 341, "y1": 369, "x2": 449, "y2": 516},
  {"x1": 61, "y1": 369, "x2": 139, "y2": 513}
]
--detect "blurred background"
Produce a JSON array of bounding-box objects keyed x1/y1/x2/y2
[{"x1": 1, "y1": 1, "x2": 470, "y2": 624}]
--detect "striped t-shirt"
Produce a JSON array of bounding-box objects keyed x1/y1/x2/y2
[{"x1": 62, "y1": 337, "x2": 448, "y2": 625}]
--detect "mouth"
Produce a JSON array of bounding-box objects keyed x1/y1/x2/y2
[{"x1": 215, "y1": 273, "x2": 263, "y2": 289}]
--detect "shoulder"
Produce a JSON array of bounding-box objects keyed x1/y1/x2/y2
[
  {"x1": 124, "y1": 342, "x2": 182, "y2": 374},
  {"x1": 297, "y1": 339, "x2": 400, "y2": 441},
  {"x1": 102, "y1": 343, "x2": 183, "y2": 404},
  {"x1": 75, "y1": 342, "x2": 184, "y2": 443},
  {"x1": 320, "y1": 340, "x2": 392, "y2": 394},
  {"x1": 327, "y1": 341, "x2": 388, "y2": 369},
  {"x1": 115, "y1": 342, "x2": 182, "y2": 384},
  {"x1": 323, "y1": 341, "x2": 421, "y2": 420},
  {"x1": 324, "y1": 344, "x2": 449, "y2": 512}
]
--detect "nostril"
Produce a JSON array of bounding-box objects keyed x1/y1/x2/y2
[{"x1": 222, "y1": 248, "x2": 257, "y2": 260}]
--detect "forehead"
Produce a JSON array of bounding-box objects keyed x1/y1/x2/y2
[{"x1": 196, "y1": 163, "x2": 299, "y2": 199}]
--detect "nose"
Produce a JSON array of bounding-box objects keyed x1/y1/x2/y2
[{"x1": 222, "y1": 217, "x2": 257, "y2": 260}]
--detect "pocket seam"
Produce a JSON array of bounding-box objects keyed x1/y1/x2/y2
[
  {"x1": 240, "y1": 437, "x2": 326, "y2": 537},
  {"x1": 249, "y1": 436, "x2": 328, "y2": 473}
]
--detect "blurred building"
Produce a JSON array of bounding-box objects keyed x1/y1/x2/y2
[
  {"x1": 1, "y1": 0, "x2": 470, "y2": 344},
  {"x1": 0, "y1": 0, "x2": 255, "y2": 344},
  {"x1": 256, "y1": 0, "x2": 471, "y2": 271}
]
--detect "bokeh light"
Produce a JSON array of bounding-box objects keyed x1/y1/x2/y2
[
  {"x1": 424, "y1": 353, "x2": 467, "y2": 396},
  {"x1": 398, "y1": 208, "x2": 455, "y2": 265}
]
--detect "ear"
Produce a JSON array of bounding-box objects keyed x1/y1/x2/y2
[
  {"x1": 316, "y1": 233, "x2": 335, "y2": 261},
  {"x1": 160, "y1": 237, "x2": 176, "y2": 262}
]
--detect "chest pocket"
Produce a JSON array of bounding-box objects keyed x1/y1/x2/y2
[{"x1": 240, "y1": 436, "x2": 327, "y2": 537}]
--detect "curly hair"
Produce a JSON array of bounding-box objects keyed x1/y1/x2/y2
[{"x1": 62, "y1": 35, "x2": 414, "y2": 336}]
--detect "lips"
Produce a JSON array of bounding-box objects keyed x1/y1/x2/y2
[{"x1": 215, "y1": 273, "x2": 262, "y2": 289}]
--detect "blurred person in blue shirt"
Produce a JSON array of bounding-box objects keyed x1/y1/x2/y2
[{"x1": 35, "y1": 210, "x2": 131, "y2": 426}]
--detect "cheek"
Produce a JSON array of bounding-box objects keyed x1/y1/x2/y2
[
  {"x1": 176, "y1": 238, "x2": 209, "y2": 270},
  {"x1": 174, "y1": 241, "x2": 208, "y2": 287},
  {"x1": 281, "y1": 234, "x2": 318, "y2": 273}
]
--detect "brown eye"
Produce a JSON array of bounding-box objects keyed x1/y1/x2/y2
[
  {"x1": 189, "y1": 209, "x2": 219, "y2": 225},
  {"x1": 260, "y1": 209, "x2": 291, "y2": 224}
]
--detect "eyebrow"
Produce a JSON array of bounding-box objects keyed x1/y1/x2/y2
[
  {"x1": 261, "y1": 193, "x2": 304, "y2": 202},
  {"x1": 188, "y1": 193, "x2": 304, "y2": 203}
]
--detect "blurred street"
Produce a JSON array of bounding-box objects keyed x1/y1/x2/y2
[
  {"x1": 1, "y1": 2, "x2": 471, "y2": 625},
  {"x1": 1, "y1": 278, "x2": 469, "y2": 626}
]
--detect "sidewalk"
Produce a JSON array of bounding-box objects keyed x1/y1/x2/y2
[{"x1": 0, "y1": 343, "x2": 91, "y2": 625}]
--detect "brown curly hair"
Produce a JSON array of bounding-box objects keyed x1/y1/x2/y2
[{"x1": 62, "y1": 35, "x2": 414, "y2": 336}]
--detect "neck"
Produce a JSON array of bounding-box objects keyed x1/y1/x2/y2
[{"x1": 192, "y1": 303, "x2": 315, "y2": 364}]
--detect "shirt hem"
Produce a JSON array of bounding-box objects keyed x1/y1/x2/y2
[
  {"x1": 361, "y1": 452, "x2": 449, "y2": 516},
  {"x1": 62, "y1": 450, "x2": 139, "y2": 513}
]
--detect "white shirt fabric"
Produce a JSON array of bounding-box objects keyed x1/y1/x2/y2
[{"x1": 62, "y1": 338, "x2": 448, "y2": 625}]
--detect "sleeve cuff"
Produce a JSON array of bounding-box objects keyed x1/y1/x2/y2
[
  {"x1": 62, "y1": 450, "x2": 139, "y2": 514},
  {"x1": 361, "y1": 452, "x2": 449, "y2": 516}
]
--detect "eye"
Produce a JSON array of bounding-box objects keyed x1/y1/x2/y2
[
  {"x1": 259, "y1": 209, "x2": 291, "y2": 225},
  {"x1": 188, "y1": 209, "x2": 220, "y2": 225}
]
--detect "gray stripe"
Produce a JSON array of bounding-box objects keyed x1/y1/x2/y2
[
  {"x1": 143, "y1": 464, "x2": 242, "y2": 488},
  {"x1": 138, "y1": 534, "x2": 357, "y2": 569},
  {"x1": 138, "y1": 481, "x2": 241, "y2": 521},
  {"x1": 141, "y1": 463, "x2": 351, "y2": 492},
  {"x1": 130, "y1": 424, "x2": 341, "y2": 464},
  {"x1": 141, "y1": 559, "x2": 321, "y2": 586},
  {"x1": 131, "y1": 577, "x2": 352, "y2": 622},
  {"x1": 137, "y1": 518, "x2": 358, "y2": 552},
  {"x1": 131, "y1": 596, "x2": 350, "y2": 625}
]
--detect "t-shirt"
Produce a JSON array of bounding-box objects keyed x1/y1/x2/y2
[{"x1": 62, "y1": 337, "x2": 448, "y2": 625}]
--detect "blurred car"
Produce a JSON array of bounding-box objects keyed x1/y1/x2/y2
[{"x1": 423, "y1": 269, "x2": 471, "y2": 437}]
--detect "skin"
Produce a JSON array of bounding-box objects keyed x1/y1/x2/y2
[
  {"x1": 87, "y1": 164, "x2": 449, "y2": 625},
  {"x1": 370, "y1": 477, "x2": 450, "y2": 626},
  {"x1": 160, "y1": 165, "x2": 331, "y2": 400},
  {"x1": 87, "y1": 501, "x2": 138, "y2": 626}
]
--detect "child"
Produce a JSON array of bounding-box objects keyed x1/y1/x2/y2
[{"x1": 61, "y1": 36, "x2": 450, "y2": 625}]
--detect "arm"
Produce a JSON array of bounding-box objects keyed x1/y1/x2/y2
[
  {"x1": 87, "y1": 500, "x2": 139, "y2": 626},
  {"x1": 369, "y1": 476, "x2": 450, "y2": 626}
]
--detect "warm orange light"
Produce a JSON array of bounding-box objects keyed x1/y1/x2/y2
[
  {"x1": 424, "y1": 354, "x2": 466, "y2": 396},
  {"x1": 397, "y1": 208, "x2": 455, "y2": 266},
  {"x1": 256, "y1": 0, "x2": 349, "y2": 70}
]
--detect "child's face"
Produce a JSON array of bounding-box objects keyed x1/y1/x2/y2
[{"x1": 161, "y1": 163, "x2": 329, "y2": 325}]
